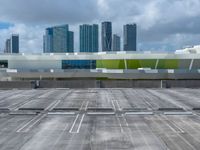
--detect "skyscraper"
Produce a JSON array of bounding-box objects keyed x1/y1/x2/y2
[
  {"x1": 68, "y1": 31, "x2": 74, "y2": 53},
  {"x1": 43, "y1": 24, "x2": 74, "y2": 53},
  {"x1": 11, "y1": 34, "x2": 19, "y2": 53},
  {"x1": 80, "y1": 24, "x2": 98, "y2": 52},
  {"x1": 102, "y1": 22, "x2": 112, "y2": 51},
  {"x1": 112, "y1": 34, "x2": 120, "y2": 51},
  {"x1": 4, "y1": 34, "x2": 19, "y2": 53},
  {"x1": 4, "y1": 39, "x2": 11, "y2": 53},
  {"x1": 43, "y1": 28, "x2": 53, "y2": 53},
  {"x1": 123, "y1": 24, "x2": 137, "y2": 51}
]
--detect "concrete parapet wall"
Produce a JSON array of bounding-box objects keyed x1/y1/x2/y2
[
  {"x1": 0, "y1": 80, "x2": 200, "y2": 89},
  {"x1": 0, "y1": 81, "x2": 33, "y2": 89},
  {"x1": 39, "y1": 80, "x2": 97, "y2": 88}
]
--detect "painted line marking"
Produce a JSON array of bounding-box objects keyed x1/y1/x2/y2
[
  {"x1": 164, "y1": 112, "x2": 193, "y2": 115},
  {"x1": 111, "y1": 100, "x2": 116, "y2": 111},
  {"x1": 17, "y1": 114, "x2": 46, "y2": 132},
  {"x1": 77, "y1": 114, "x2": 85, "y2": 133},
  {"x1": 116, "y1": 116, "x2": 124, "y2": 133},
  {"x1": 48, "y1": 112, "x2": 76, "y2": 115},
  {"x1": 87, "y1": 112, "x2": 115, "y2": 115},
  {"x1": 69, "y1": 114, "x2": 79, "y2": 133},
  {"x1": 125, "y1": 112, "x2": 154, "y2": 115},
  {"x1": 45, "y1": 100, "x2": 61, "y2": 111}
]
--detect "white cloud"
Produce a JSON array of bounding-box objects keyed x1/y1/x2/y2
[{"x1": 0, "y1": 24, "x2": 44, "y2": 53}]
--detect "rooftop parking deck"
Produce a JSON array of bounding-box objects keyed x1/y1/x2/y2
[{"x1": 1, "y1": 88, "x2": 200, "y2": 150}]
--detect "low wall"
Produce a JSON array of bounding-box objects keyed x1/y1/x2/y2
[
  {"x1": 0, "y1": 81, "x2": 33, "y2": 89},
  {"x1": 0, "y1": 80, "x2": 200, "y2": 89}
]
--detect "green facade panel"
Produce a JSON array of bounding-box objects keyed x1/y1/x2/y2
[
  {"x1": 157, "y1": 59, "x2": 179, "y2": 69},
  {"x1": 96, "y1": 60, "x2": 125, "y2": 69},
  {"x1": 96, "y1": 59, "x2": 180, "y2": 69},
  {"x1": 127, "y1": 60, "x2": 157, "y2": 69}
]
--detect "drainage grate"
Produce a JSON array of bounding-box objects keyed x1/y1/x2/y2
[
  {"x1": 87, "y1": 107, "x2": 114, "y2": 112},
  {"x1": 0, "y1": 108, "x2": 10, "y2": 113},
  {"x1": 192, "y1": 108, "x2": 200, "y2": 111},
  {"x1": 18, "y1": 108, "x2": 45, "y2": 111},
  {"x1": 158, "y1": 108, "x2": 184, "y2": 111},
  {"x1": 9, "y1": 112, "x2": 37, "y2": 115},
  {"x1": 53, "y1": 108, "x2": 79, "y2": 112}
]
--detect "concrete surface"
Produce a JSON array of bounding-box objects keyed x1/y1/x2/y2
[{"x1": 0, "y1": 88, "x2": 200, "y2": 149}]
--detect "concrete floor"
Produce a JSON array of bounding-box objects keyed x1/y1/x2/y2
[{"x1": 0, "y1": 88, "x2": 200, "y2": 150}]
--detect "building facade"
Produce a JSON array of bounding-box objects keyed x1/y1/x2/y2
[
  {"x1": 4, "y1": 34, "x2": 19, "y2": 54},
  {"x1": 102, "y1": 22, "x2": 112, "y2": 51},
  {"x1": 1, "y1": 52, "x2": 200, "y2": 80},
  {"x1": 80, "y1": 24, "x2": 99, "y2": 52},
  {"x1": 4, "y1": 39, "x2": 11, "y2": 53},
  {"x1": 43, "y1": 28, "x2": 53, "y2": 53},
  {"x1": 112, "y1": 34, "x2": 121, "y2": 51},
  {"x1": 43, "y1": 25, "x2": 74, "y2": 53},
  {"x1": 123, "y1": 24, "x2": 137, "y2": 51}
]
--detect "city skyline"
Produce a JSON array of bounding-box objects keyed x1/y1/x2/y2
[{"x1": 0, "y1": 0, "x2": 200, "y2": 52}]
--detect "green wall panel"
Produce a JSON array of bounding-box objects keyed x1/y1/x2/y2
[
  {"x1": 127, "y1": 60, "x2": 157, "y2": 69},
  {"x1": 96, "y1": 60, "x2": 125, "y2": 69},
  {"x1": 96, "y1": 59, "x2": 179, "y2": 69},
  {"x1": 157, "y1": 59, "x2": 179, "y2": 69}
]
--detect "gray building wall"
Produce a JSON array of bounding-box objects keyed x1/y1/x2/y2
[
  {"x1": 8, "y1": 60, "x2": 61, "y2": 70},
  {"x1": 4, "y1": 39, "x2": 11, "y2": 53},
  {"x1": 123, "y1": 24, "x2": 137, "y2": 51},
  {"x1": 80, "y1": 24, "x2": 98, "y2": 52},
  {"x1": 112, "y1": 34, "x2": 120, "y2": 51}
]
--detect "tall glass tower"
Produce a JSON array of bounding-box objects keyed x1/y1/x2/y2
[
  {"x1": 43, "y1": 24, "x2": 74, "y2": 53},
  {"x1": 102, "y1": 22, "x2": 112, "y2": 51},
  {"x1": 80, "y1": 24, "x2": 98, "y2": 52},
  {"x1": 123, "y1": 24, "x2": 137, "y2": 51},
  {"x1": 5, "y1": 34, "x2": 19, "y2": 53},
  {"x1": 43, "y1": 28, "x2": 53, "y2": 53}
]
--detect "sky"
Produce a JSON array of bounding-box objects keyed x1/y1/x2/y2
[{"x1": 0, "y1": 0, "x2": 200, "y2": 53}]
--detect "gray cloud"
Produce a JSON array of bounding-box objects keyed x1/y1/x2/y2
[
  {"x1": 0, "y1": 0, "x2": 200, "y2": 52},
  {"x1": 0, "y1": 0, "x2": 100, "y2": 24}
]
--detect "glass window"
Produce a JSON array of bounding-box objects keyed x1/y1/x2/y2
[
  {"x1": 62, "y1": 60, "x2": 96, "y2": 69},
  {"x1": 0, "y1": 60, "x2": 8, "y2": 68}
]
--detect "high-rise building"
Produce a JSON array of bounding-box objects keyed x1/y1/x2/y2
[
  {"x1": 4, "y1": 39, "x2": 11, "y2": 53},
  {"x1": 123, "y1": 24, "x2": 137, "y2": 51},
  {"x1": 43, "y1": 24, "x2": 74, "y2": 53},
  {"x1": 11, "y1": 34, "x2": 19, "y2": 53},
  {"x1": 68, "y1": 31, "x2": 74, "y2": 53},
  {"x1": 112, "y1": 34, "x2": 120, "y2": 51},
  {"x1": 4, "y1": 34, "x2": 19, "y2": 53},
  {"x1": 102, "y1": 22, "x2": 112, "y2": 51},
  {"x1": 43, "y1": 28, "x2": 53, "y2": 53},
  {"x1": 80, "y1": 24, "x2": 98, "y2": 52}
]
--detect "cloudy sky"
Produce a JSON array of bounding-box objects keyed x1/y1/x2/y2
[{"x1": 0, "y1": 0, "x2": 200, "y2": 53}]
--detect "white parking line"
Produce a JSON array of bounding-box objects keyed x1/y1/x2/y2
[
  {"x1": 116, "y1": 116, "x2": 124, "y2": 133},
  {"x1": 69, "y1": 114, "x2": 79, "y2": 133},
  {"x1": 77, "y1": 114, "x2": 85, "y2": 133},
  {"x1": 45, "y1": 100, "x2": 61, "y2": 111},
  {"x1": 115, "y1": 100, "x2": 122, "y2": 111},
  {"x1": 17, "y1": 114, "x2": 46, "y2": 132},
  {"x1": 111, "y1": 100, "x2": 116, "y2": 111}
]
